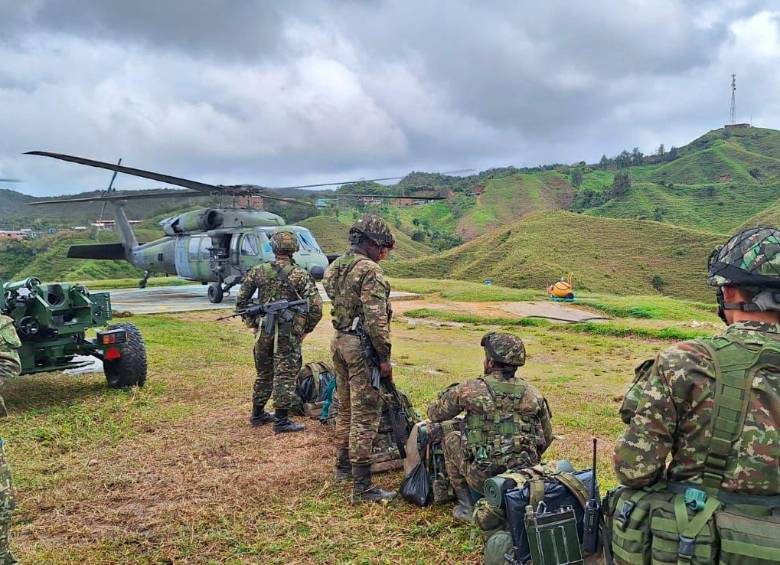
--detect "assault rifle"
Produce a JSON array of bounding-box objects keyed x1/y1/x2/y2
[
  {"x1": 352, "y1": 317, "x2": 408, "y2": 458},
  {"x1": 582, "y1": 437, "x2": 601, "y2": 554},
  {"x1": 218, "y1": 298, "x2": 309, "y2": 335}
]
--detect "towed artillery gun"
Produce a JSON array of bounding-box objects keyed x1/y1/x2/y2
[{"x1": 1, "y1": 277, "x2": 147, "y2": 388}]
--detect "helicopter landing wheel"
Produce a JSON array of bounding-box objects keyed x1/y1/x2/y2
[{"x1": 208, "y1": 283, "x2": 224, "y2": 303}]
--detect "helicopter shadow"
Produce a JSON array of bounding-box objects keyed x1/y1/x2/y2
[{"x1": 2, "y1": 373, "x2": 110, "y2": 415}]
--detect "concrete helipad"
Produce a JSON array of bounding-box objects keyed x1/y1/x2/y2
[{"x1": 109, "y1": 283, "x2": 418, "y2": 315}]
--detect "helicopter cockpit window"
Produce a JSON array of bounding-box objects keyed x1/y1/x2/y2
[
  {"x1": 241, "y1": 233, "x2": 260, "y2": 256},
  {"x1": 296, "y1": 231, "x2": 321, "y2": 252}
]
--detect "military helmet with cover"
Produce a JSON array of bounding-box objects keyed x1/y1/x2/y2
[
  {"x1": 481, "y1": 331, "x2": 526, "y2": 367},
  {"x1": 270, "y1": 230, "x2": 299, "y2": 254},
  {"x1": 708, "y1": 227, "x2": 780, "y2": 316},
  {"x1": 349, "y1": 214, "x2": 396, "y2": 249}
]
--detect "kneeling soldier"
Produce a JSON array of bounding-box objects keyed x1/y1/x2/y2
[{"x1": 427, "y1": 332, "x2": 554, "y2": 522}]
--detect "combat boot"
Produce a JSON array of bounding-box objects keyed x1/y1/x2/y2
[
  {"x1": 334, "y1": 448, "x2": 352, "y2": 481},
  {"x1": 452, "y1": 486, "x2": 475, "y2": 523},
  {"x1": 273, "y1": 409, "x2": 304, "y2": 433},
  {"x1": 249, "y1": 405, "x2": 274, "y2": 426},
  {"x1": 350, "y1": 463, "x2": 396, "y2": 504}
]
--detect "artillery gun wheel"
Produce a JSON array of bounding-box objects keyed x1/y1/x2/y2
[
  {"x1": 208, "y1": 283, "x2": 224, "y2": 303},
  {"x1": 104, "y1": 323, "x2": 147, "y2": 388}
]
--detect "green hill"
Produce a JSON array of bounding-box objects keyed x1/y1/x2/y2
[
  {"x1": 298, "y1": 215, "x2": 432, "y2": 261},
  {"x1": 586, "y1": 127, "x2": 780, "y2": 232},
  {"x1": 0, "y1": 232, "x2": 144, "y2": 282},
  {"x1": 384, "y1": 210, "x2": 723, "y2": 301}
]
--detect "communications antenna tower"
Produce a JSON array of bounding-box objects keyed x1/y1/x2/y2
[{"x1": 730, "y1": 74, "x2": 736, "y2": 124}]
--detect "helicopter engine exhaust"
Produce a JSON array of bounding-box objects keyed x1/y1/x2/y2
[{"x1": 162, "y1": 208, "x2": 224, "y2": 235}]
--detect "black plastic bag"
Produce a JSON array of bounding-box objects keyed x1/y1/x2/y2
[
  {"x1": 400, "y1": 428, "x2": 432, "y2": 506},
  {"x1": 400, "y1": 460, "x2": 432, "y2": 507}
]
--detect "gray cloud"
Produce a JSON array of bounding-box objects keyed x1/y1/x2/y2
[{"x1": 0, "y1": 0, "x2": 778, "y2": 196}]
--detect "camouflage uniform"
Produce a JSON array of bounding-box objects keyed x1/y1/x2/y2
[
  {"x1": 0, "y1": 315, "x2": 20, "y2": 564},
  {"x1": 236, "y1": 231, "x2": 323, "y2": 414},
  {"x1": 324, "y1": 250, "x2": 392, "y2": 464},
  {"x1": 615, "y1": 227, "x2": 780, "y2": 494},
  {"x1": 324, "y1": 214, "x2": 397, "y2": 503},
  {"x1": 614, "y1": 321, "x2": 779, "y2": 493},
  {"x1": 427, "y1": 333, "x2": 554, "y2": 495}
]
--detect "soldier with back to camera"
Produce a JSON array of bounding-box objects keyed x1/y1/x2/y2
[
  {"x1": 427, "y1": 331, "x2": 554, "y2": 522},
  {"x1": 236, "y1": 230, "x2": 322, "y2": 433}
]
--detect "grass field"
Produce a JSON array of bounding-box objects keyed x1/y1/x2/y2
[
  {"x1": 384, "y1": 211, "x2": 724, "y2": 301},
  {"x1": 2, "y1": 280, "x2": 722, "y2": 563}
]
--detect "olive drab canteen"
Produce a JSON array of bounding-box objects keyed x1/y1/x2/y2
[
  {"x1": 349, "y1": 214, "x2": 396, "y2": 249},
  {"x1": 270, "y1": 230, "x2": 299, "y2": 254},
  {"x1": 481, "y1": 332, "x2": 526, "y2": 367},
  {"x1": 708, "y1": 227, "x2": 780, "y2": 288}
]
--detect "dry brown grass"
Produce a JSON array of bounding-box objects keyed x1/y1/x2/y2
[{"x1": 2, "y1": 296, "x2": 680, "y2": 563}]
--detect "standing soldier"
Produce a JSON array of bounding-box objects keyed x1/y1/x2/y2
[
  {"x1": 236, "y1": 230, "x2": 323, "y2": 433},
  {"x1": 324, "y1": 214, "x2": 396, "y2": 504},
  {"x1": 611, "y1": 228, "x2": 780, "y2": 563},
  {"x1": 427, "y1": 332, "x2": 554, "y2": 522},
  {"x1": 0, "y1": 313, "x2": 21, "y2": 564}
]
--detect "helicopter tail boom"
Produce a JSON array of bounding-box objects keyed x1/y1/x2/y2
[{"x1": 67, "y1": 243, "x2": 127, "y2": 260}]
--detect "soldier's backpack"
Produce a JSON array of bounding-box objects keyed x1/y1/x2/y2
[
  {"x1": 604, "y1": 332, "x2": 780, "y2": 565},
  {"x1": 477, "y1": 464, "x2": 598, "y2": 565},
  {"x1": 372, "y1": 384, "x2": 420, "y2": 472},
  {"x1": 291, "y1": 362, "x2": 335, "y2": 418}
]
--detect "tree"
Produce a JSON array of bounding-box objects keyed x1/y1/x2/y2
[
  {"x1": 631, "y1": 147, "x2": 644, "y2": 166},
  {"x1": 599, "y1": 155, "x2": 610, "y2": 169},
  {"x1": 570, "y1": 169, "x2": 583, "y2": 188},
  {"x1": 609, "y1": 172, "x2": 631, "y2": 197},
  {"x1": 657, "y1": 144, "x2": 665, "y2": 156},
  {"x1": 616, "y1": 150, "x2": 632, "y2": 169},
  {"x1": 667, "y1": 146, "x2": 679, "y2": 161}
]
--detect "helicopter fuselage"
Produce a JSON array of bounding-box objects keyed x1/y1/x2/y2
[{"x1": 128, "y1": 225, "x2": 329, "y2": 283}]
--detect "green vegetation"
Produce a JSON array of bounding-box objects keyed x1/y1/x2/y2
[
  {"x1": 6, "y1": 288, "x2": 696, "y2": 561},
  {"x1": 385, "y1": 211, "x2": 724, "y2": 301},
  {"x1": 404, "y1": 307, "x2": 710, "y2": 341},
  {"x1": 298, "y1": 214, "x2": 432, "y2": 260},
  {"x1": 388, "y1": 277, "x2": 542, "y2": 301}
]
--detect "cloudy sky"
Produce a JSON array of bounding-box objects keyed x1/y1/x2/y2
[{"x1": 1, "y1": 0, "x2": 779, "y2": 196}]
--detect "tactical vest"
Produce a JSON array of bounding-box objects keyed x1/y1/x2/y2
[
  {"x1": 464, "y1": 377, "x2": 540, "y2": 469},
  {"x1": 606, "y1": 330, "x2": 780, "y2": 565},
  {"x1": 327, "y1": 253, "x2": 388, "y2": 331}
]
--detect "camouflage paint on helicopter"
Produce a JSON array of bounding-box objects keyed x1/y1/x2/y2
[
  {"x1": 26, "y1": 151, "x2": 450, "y2": 302},
  {"x1": 69, "y1": 205, "x2": 328, "y2": 303}
]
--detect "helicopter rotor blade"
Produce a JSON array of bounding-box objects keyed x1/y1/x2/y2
[
  {"x1": 0, "y1": 178, "x2": 21, "y2": 183},
  {"x1": 29, "y1": 189, "x2": 209, "y2": 205},
  {"x1": 335, "y1": 194, "x2": 445, "y2": 200},
  {"x1": 25, "y1": 151, "x2": 220, "y2": 194}
]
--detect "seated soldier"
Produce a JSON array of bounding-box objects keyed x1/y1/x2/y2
[{"x1": 427, "y1": 332, "x2": 554, "y2": 522}]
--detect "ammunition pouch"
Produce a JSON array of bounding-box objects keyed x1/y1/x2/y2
[{"x1": 604, "y1": 484, "x2": 780, "y2": 565}]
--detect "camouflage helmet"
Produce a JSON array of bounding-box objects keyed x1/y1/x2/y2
[
  {"x1": 480, "y1": 331, "x2": 526, "y2": 367},
  {"x1": 707, "y1": 227, "x2": 780, "y2": 289},
  {"x1": 349, "y1": 214, "x2": 396, "y2": 249},
  {"x1": 270, "y1": 230, "x2": 299, "y2": 254}
]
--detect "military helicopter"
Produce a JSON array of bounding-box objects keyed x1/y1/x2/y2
[{"x1": 27, "y1": 152, "x2": 448, "y2": 302}]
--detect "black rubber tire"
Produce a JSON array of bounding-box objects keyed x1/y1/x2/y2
[
  {"x1": 104, "y1": 323, "x2": 147, "y2": 389},
  {"x1": 208, "y1": 283, "x2": 224, "y2": 303}
]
